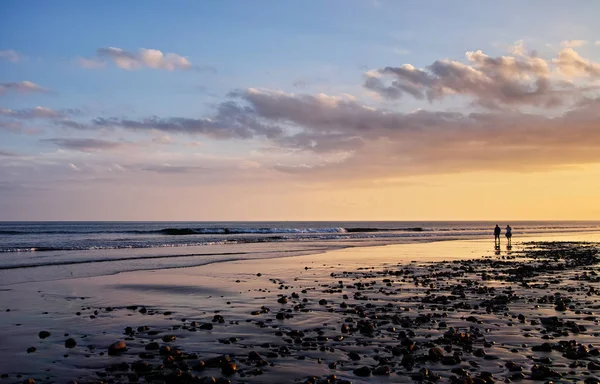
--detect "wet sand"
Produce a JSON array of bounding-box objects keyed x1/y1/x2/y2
[{"x1": 1, "y1": 233, "x2": 600, "y2": 383}]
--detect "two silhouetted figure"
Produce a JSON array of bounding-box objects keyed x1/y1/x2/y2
[{"x1": 494, "y1": 224, "x2": 512, "y2": 248}]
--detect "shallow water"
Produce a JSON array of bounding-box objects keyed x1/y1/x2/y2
[{"x1": 1, "y1": 233, "x2": 600, "y2": 382}]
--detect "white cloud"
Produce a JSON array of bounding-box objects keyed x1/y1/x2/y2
[
  {"x1": 0, "y1": 106, "x2": 63, "y2": 119},
  {"x1": 0, "y1": 81, "x2": 48, "y2": 95},
  {"x1": 364, "y1": 46, "x2": 600, "y2": 108},
  {"x1": 77, "y1": 58, "x2": 106, "y2": 69},
  {"x1": 561, "y1": 40, "x2": 587, "y2": 48},
  {"x1": 0, "y1": 50, "x2": 21, "y2": 63},
  {"x1": 79, "y1": 47, "x2": 193, "y2": 71},
  {"x1": 393, "y1": 48, "x2": 411, "y2": 55},
  {"x1": 554, "y1": 48, "x2": 600, "y2": 78}
]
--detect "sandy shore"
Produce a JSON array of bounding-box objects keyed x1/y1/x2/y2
[{"x1": 1, "y1": 233, "x2": 600, "y2": 383}]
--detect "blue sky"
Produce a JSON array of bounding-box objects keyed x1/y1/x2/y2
[{"x1": 1, "y1": 1, "x2": 600, "y2": 220}]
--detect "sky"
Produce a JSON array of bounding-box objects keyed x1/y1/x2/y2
[{"x1": 1, "y1": 0, "x2": 600, "y2": 221}]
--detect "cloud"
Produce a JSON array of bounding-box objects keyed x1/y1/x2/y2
[
  {"x1": 226, "y1": 89, "x2": 600, "y2": 179},
  {"x1": 0, "y1": 120, "x2": 25, "y2": 133},
  {"x1": 364, "y1": 47, "x2": 600, "y2": 109},
  {"x1": 0, "y1": 50, "x2": 21, "y2": 63},
  {"x1": 261, "y1": 95, "x2": 600, "y2": 180},
  {"x1": 42, "y1": 138, "x2": 126, "y2": 152},
  {"x1": 139, "y1": 164, "x2": 206, "y2": 174},
  {"x1": 554, "y1": 48, "x2": 600, "y2": 78},
  {"x1": 393, "y1": 48, "x2": 411, "y2": 55},
  {"x1": 58, "y1": 85, "x2": 600, "y2": 182},
  {"x1": 79, "y1": 47, "x2": 197, "y2": 71},
  {"x1": 0, "y1": 81, "x2": 48, "y2": 95},
  {"x1": 77, "y1": 58, "x2": 106, "y2": 69},
  {"x1": 0, "y1": 106, "x2": 66, "y2": 119},
  {"x1": 85, "y1": 100, "x2": 283, "y2": 139},
  {"x1": 561, "y1": 40, "x2": 587, "y2": 48},
  {"x1": 0, "y1": 150, "x2": 19, "y2": 157}
]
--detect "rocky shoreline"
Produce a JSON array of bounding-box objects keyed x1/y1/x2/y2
[{"x1": 3, "y1": 241, "x2": 600, "y2": 383}]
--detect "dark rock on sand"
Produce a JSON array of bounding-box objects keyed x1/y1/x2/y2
[
  {"x1": 353, "y1": 366, "x2": 371, "y2": 377},
  {"x1": 348, "y1": 351, "x2": 361, "y2": 361},
  {"x1": 588, "y1": 361, "x2": 600, "y2": 370},
  {"x1": 145, "y1": 342, "x2": 160, "y2": 350},
  {"x1": 162, "y1": 334, "x2": 176, "y2": 342},
  {"x1": 64, "y1": 338, "x2": 77, "y2": 348},
  {"x1": 441, "y1": 355, "x2": 460, "y2": 365},
  {"x1": 532, "y1": 342, "x2": 553, "y2": 352},
  {"x1": 26, "y1": 347, "x2": 36, "y2": 353},
  {"x1": 38, "y1": 331, "x2": 50, "y2": 339},
  {"x1": 531, "y1": 364, "x2": 561, "y2": 379},
  {"x1": 429, "y1": 347, "x2": 444, "y2": 361},
  {"x1": 108, "y1": 341, "x2": 127, "y2": 355},
  {"x1": 373, "y1": 365, "x2": 391, "y2": 375}
]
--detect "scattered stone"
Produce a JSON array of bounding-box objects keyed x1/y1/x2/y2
[
  {"x1": 107, "y1": 341, "x2": 126, "y2": 355},
  {"x1": 38, "y1": 331, "x2": 50, "y2": 339},
  {"x1": 353, "y1": 366, "x2": 371, "y2": 377}
]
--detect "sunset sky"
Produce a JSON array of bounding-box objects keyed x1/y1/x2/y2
[{"x1": 1, "y1": 1, "x2": 600, "y2": 221}]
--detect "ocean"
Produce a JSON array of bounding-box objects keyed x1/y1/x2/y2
[{"x1": 1, "y1": 221, "x2": 599, "y2": 285}]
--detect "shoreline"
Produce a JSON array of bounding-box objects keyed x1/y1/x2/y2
[
  {"x1": 3, "y1": 230, "x2": 600, "y2": 288},
  {"x1": 1, "y1": 235, "x2": 600, "y2": 383}
]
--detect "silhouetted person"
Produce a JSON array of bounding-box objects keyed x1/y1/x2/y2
[
  {"x1": 505, "y1": 225, "x2": 512, "y2": 246},
  {"x1": 494, "y1": 224, "x2": 501, "y2": 247}
]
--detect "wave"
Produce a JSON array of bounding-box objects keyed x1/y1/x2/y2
[
  {"x1": 1, "y1": 226, "x2": 428, "y2": 236},
  {"x1": 0, "y1": 247, "x2": 342, "y2": 271},
  {"x1": 154, "y1": 227, "x2": 350, "y2": 235},
  {"x1": 345, "y1": 227, "x2": 425, "y2": 233}
]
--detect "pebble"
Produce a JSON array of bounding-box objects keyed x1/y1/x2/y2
[{"x1": 107, "y1": 341, "x2": 126, "y2": 355}]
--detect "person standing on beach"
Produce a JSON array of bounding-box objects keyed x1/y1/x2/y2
[
  {"x1": 494, "y1": 224, "x2": 501, "y2": 246},
  {"x1": 505, "y1": 225, "x2": 512, "y2": 246}
]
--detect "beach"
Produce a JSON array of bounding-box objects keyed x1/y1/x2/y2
[{"x1": 1, "y1": 231, "x2": 600, "y2": 383}]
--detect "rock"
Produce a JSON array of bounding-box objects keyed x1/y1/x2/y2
[
  {"x1": 222, "y1": 362, "x2": 237, "y2": 375},
  {"x1": 108, "y1": 341, "x2": 126, "y2": 356},
  {"x1": 428, "y1": 347, "x2": 444, "y2": 361},
  {"x1": 26, "y1": 347, "x2": 36, "y2": 353},
  {"x1": 348, "y1": 352, "x2": 361, "y2": 361},
  {"x1": 588, "y1": 361, "x2": 600, "y2": 370},
  {"x1": 162, "y1": 335, "x2": 176, "y2": 342},
  {"x1": 319, "y1": 299, "x2": 328, "y2": 305},
  {"x1": 441, "y1": 355, "x2": 460, "y2": 365},
  {"x1": 353, "y1": 366, "x2": 371, "y2": 377},
  {"x1": 159, "y1": 345, "x2": 171, "y2": 355},
  {"x1": 65, "y1": 338, "x2": 77, "y2": 348},
  {"x1": 145, "y1": 342, "x2": 160, "y2": 350},
  {"x1": 22, "y1": 379, "x2": 34, "y2": 384},
  {"x1": 200, "y1": 323, "x2": 213, "y2": 330},
  {"x1": 373, "y1": 365, "x2": 390, "y2": 375},
  {"x1": 38, "y1": 331, "x2": 51, "y2": 339},
  {"x1": 532, "y1": 342, "x2": 553, "y2": 352},
  {"x1": 531, "y1": 364, "x2": 561, "y2": 380}
]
